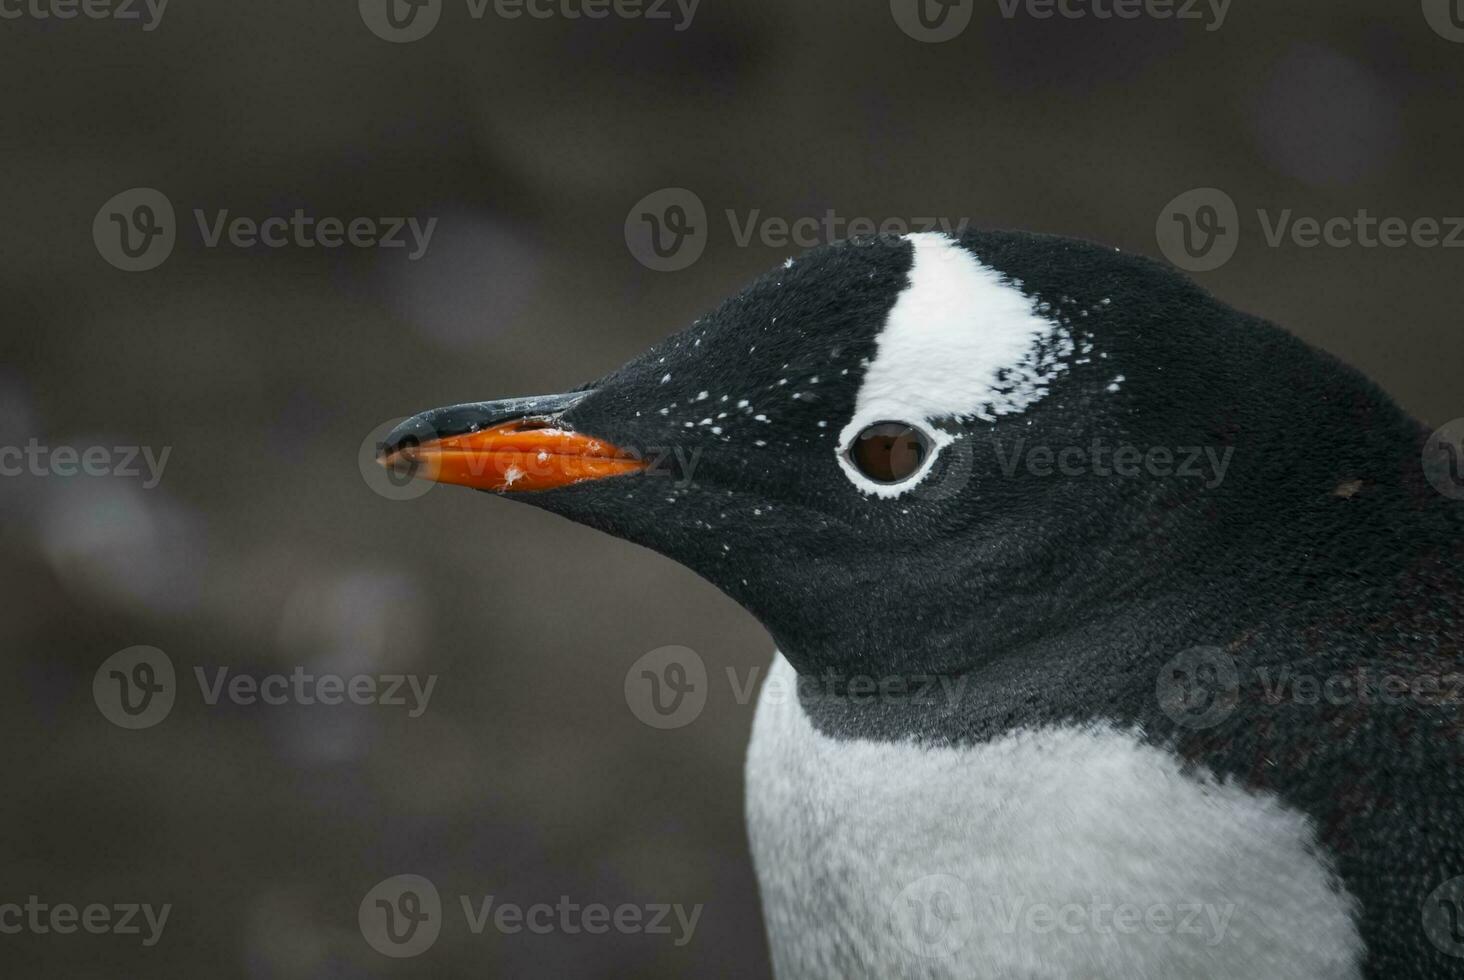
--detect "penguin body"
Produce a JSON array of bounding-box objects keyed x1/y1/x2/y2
[
  {"x1": 384, "y1": 230, "x2": 1464, "y2": 978},
  {"x1": 746, "y1": 653, "x2": 1361, "y2": 979}
]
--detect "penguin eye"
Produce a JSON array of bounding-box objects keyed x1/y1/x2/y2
[{"x1": 847, "y1": 422, "x2": 931, "y2": 483}]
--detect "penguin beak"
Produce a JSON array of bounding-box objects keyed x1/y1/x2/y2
[{"x1": 376, "y1": 391, "x2": 648, "y2": 492}]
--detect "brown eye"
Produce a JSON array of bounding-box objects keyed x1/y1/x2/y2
[{"x1": 848, "y1": 422, "x2": 931, "y2": 483}]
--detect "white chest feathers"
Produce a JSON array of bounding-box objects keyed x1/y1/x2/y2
[{"x1": 744, "y1": 654, "x2": 1363, "y2": 980}]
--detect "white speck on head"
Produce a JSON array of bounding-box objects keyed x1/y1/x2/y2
[
  {"x1": 711, "y1": 426, "x2": 722, "y2": 434},
  {"x1": 661, "y1": 373, "x2": 671, "y2": 384},
  {"x1": 1107, "y1": 374, "x2": 1126, "y2": 393},
  {"x1": 1101, "y1": 297, "x2": 1112, "y2": 305},
  {"x1": 737, "y1": 399, "x2": 749, "y2": 408},
  {"x1": 684, "y1": 421, "x2": 694, "y2": 428},
  {"x1": 754, "y1": 414, "x2": 769, "y2": 422},
  {"x1": 700, "y1": 418, "x2": 713, "y2": 425},
  {"x1": 755, "y1": 440, "x2": 767, "y2": 447},
  {"x1": 778, "y1": 378, "x2": 788, "y2": 385},
  {"x1": 697, "y1": 391, "x2": 709, "y2": 401},
  {"x1": 659, "y1": 407, "x2": 670, "y2": 416},
  {"x1": 817, "y1": 421, "x2": 827, "y2": 428},
  {"x1": 721, "y1": 395, "x2": 729, "y2": 402},
  {"x1": 836, "y1": 232, "x2": 1075, "y2": 499},
  {"x1": 810, "y1": 376, "x2": 819, "y2": 384}
]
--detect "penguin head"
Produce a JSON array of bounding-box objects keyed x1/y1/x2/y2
[{"x1": 382, "y1": 230, "x2": 1419, "y2": 679}]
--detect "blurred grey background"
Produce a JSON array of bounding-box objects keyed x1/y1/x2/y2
[{"x1": 2, "y1": 0, "x2": 1462, "y2": 976}]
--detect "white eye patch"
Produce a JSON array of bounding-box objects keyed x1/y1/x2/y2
[{"x1": 836, "y1": 232, "x2": 1072, "y2": 499}]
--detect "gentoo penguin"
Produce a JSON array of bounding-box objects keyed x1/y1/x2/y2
[{"x1": 379, "y1": 230, "x2": 1463, "y2": 979}]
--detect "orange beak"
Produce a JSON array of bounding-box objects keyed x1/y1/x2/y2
[{"x1": 378, "y1": 417, "x2": 648, "y2": 492}]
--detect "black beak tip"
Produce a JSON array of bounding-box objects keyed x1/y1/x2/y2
[
  {"x1": 377, "y1": 391, "x2": 593, "y2": 462},
  {"x1": 378, "y1": 415, "x2": 439, "y2": 462}
]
